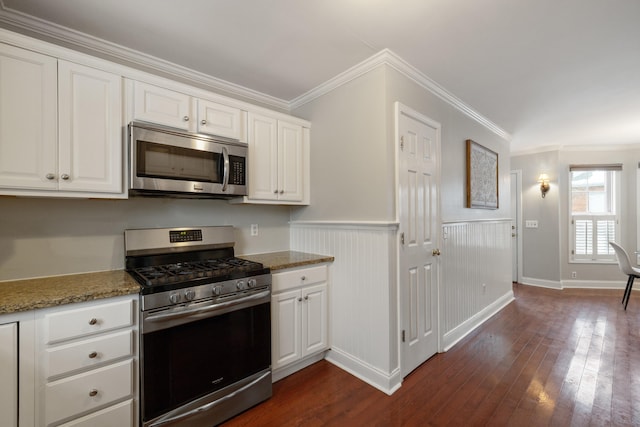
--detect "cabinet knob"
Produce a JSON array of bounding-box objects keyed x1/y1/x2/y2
[
  {"x1": 89, "y1": 389, "x2": 98, "y2": 397},
  {"x1": 297, "y1": 297, "x2": 302, "y2": 302},
  {"x1": 88, "y1": 318, "x2": 98, "y2": 325},
  {"x1": 304, "y1": 295, "x2": 309, "y2": 300},
  {"x1": 301, "y1": 276, "x2": 306, "y2": 281},
  {"x1": 45, "y1": 173, "x2": 55, "y2": 180},
  {"x1": 273, "y1": 190, "x2": 278, "y2": 194},
  {"x1": 61, "y1": 174, "x2": 70, "y2": 180},
  {"x1": 183, "y1": 116, "x2": 190, "y2": 122},
  {"x1": 279, "y1": 190, "x2": 284, "y2": 194},
  {"x1": 201, "y1": 119, "x2": 206, "y2": 125},
  {"x1": 88, "y1": 351, "x2": 98, "y2": 359}
]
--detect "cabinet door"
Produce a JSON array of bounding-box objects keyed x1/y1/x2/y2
[
  {"x1": 301, "y1": 284, "x2": 328, "y2": 357},
  {"x1": 277, "y1": 121, "x2": 304, "y2": 202},
  {"x1": 0, "y1": 43, "x2": 57, "y2": 190},
  {"x1": 0, "y1": 322, "x2": 18, "y2": 427},
  {"x1": 197, "y1": 99, "x2": 244, "y2": 140},
  {"x1": 58, "y1": 61, "x2": 123, "y2": 194},
  {"x1": 271, "y1": 289, "x2": 301, "y2": 369},
  {"x1": 133, "y1": 81, "x2": 191, "y2": 130},
  {"x1": 248, "y1": 113, "x2": 278, "y2": 200}
]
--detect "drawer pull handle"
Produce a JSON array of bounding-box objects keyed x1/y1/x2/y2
[
  {"x1": 88, "y1": 351, "x2": 98, "y2": 359},
  {"x1": 89, "y1": 389, "x2": 98, "y2": 397},
  {"x1": 88, "y1": 318, "x2": 98, "y2": 325}
]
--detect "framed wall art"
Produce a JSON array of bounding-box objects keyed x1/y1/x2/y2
[{"x1": 466, "y1": 139, "x2": 499, "y2": 209}]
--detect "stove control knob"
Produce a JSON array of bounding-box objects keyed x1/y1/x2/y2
[
  {"x1": 184, "y1": 289, "x2": 196, "y2": 301},
  {"x1": 236, "y1": 280, "x2": 246, "y2": 290},
  {"x1": 247, "y1": 278, "x2": 257, "y2": 288},
  {"x1": 212, "y1": 285, "x2": 223, "y2": 296},
  {"x1": 169, "y1": 293, "x2": 181, "y2": 304}
]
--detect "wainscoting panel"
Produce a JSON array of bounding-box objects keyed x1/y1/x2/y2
[
  {"x1": 290, "y1": 222, "x2": 401, "y2": 394},
  {"x1": 290, "y1": 220, "x2": 514, "y2": 393},
  {"x1": 440, "y1": 220, "x2": 514, "y2": 350}
]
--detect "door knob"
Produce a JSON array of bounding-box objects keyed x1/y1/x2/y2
[{"x1": 432, "y1": 249, "x2": 441, "y2": 256}]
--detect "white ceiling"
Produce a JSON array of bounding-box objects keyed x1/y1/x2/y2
[{"x1": 1, "y1": 0, "x2": 639, "y2": 153}]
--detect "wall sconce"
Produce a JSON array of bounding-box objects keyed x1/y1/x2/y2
[{"x1": 538, "y1": 174, "x2": 550, "y2": 198}]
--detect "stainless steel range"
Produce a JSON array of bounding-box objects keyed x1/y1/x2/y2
[{"x1": 125, "y1": 226, "x2": 272, "y2": 427}]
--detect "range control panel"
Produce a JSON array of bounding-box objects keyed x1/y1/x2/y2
[{"x1": 169, "y1": 229, "x2": 203, "y2": 243}]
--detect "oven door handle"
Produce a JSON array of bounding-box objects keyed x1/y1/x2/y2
[
  {"x1": 144, "y1": 289, "x2": 270, "y2": 324},
  {"x1": 149, "y1": 370, "x2": 271, "y2": 427}
]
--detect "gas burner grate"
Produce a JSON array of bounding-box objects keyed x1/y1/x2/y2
[{"x1": 131, "y1": 257, "x2": 264, "y2": 287}]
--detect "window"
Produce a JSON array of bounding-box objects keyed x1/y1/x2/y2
[{"x1": 570, "y1": 164, "x2": 621, "y2": 262}]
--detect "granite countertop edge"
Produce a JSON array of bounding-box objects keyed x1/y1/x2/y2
[{"x1": 0, "y1": 251, "x2": 334, "y2": 315}]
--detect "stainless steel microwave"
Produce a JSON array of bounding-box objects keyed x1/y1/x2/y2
[{"x1": 129, "y1": 122, "x2": 247, "y2": 198}]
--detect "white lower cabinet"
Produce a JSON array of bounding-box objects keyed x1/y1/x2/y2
[
  {"x1": 0, "y1": 322, "x2": 18, "y2": 427},
  {"x1": 271, "y1": 265, "x2": 328, "y2": 379},
  {"x1": 58, "y1": 399, "x2": 133, "y2": 427},
  {"x1": 36, "y1": 295, "x2": 137, "y2": 427}
]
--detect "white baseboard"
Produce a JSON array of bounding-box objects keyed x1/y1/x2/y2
[
  {"x1": 523, "y1": 277, "x2": 628, "y2": 290},
  {"x1": 272, "y1": 352, "x2": 327, "y2": 383},
  {"x1": 560, "y1": 279, "x2": 626, "y2": 289},
  {"x1": 324, "y1": 347, "x2": 402, "y2": 396},
  {"x1": 441, "y1": 290, "x2": 515, "y2": 352},
  {"x1": 521, "y1": 277, "x2": 562, "y2": 289}
]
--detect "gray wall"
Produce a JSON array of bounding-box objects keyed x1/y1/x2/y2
[
  {"x1": 512, "y1": 146, "x2": 640, "y2": 284},
  {"x1": 0, "y1": 197, "x2": 291, "y2": 281},
  {"x1": 291, "y1": 65, "x2": 512, "y2": 223},
  {"x1": 384, "y1": 67, "x2": 511, "y2": 222},
  {"x1": 511, "y1": 151, "x2": 561, "y2": 282},
  {"x1": 290, "y1": 67, "x2": 392, "y2": 221}
]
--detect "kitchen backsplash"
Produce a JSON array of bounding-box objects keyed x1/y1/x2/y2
[{"x1": 0, "y1": 197, "x2": 292, "y2": 281}]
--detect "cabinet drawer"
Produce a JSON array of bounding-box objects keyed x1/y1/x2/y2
[
  {"x1": 43, "y1": 299, "x2": 134, "y2": 344},
  {"x1": 44, "y1": 359, "x2": 133, "y2": 425},
  {"x1": 272, "y1": 265, "x2": 327, "y2": 293},
  {"x1": 44, "y1": 330, "x2": 134, "y2": 379},
  {"x1": 59, "y1": 399, "x2": 133, "y2": 427}
]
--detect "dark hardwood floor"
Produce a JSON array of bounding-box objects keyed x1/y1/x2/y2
[{"x1": 222, "y1": 284, "x2": 640, "y2": 426}]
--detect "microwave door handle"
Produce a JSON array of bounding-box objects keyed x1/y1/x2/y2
[{"x1": 221, "y1": 146, "x2": 229, "y2": 191}]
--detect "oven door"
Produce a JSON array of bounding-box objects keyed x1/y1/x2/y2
[{"x1": 141, "y1": 291, "x2": 271, "y2": 427}]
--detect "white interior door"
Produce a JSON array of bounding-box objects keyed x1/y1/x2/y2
[
  {"x1": 510, "y1": 171, "x2": 521, "y2": 283},
  {"x1": 397, "y1": 103, "x2": 440, "y2": 377}
]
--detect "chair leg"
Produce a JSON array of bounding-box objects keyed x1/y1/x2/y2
[
  {"x1": 623, "y1": 275, "x2": 633, "y2": 305},
  {"x1": 624, "y1": 276, "x2": 635, "y2": 310}
]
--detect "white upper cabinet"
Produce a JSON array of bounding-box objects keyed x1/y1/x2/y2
[
  {"x1": 278, "y1": 120, "x2": 304, "y2": 202},
  {"x1": 197, "y1": 99, "x2": 245, "y2": 141},
  {"x1": 0, "y1": 43, "x2": 58, "y2": 191},
  {"x1": 133, "y1": 81, "x2": 246, "y2": 141},
  {"x1": 244, "y1": 112, "x2": 308, "y2": 204},
  {"x1": 58, "y1": 61, "x2": 122, "y2": 194},
  {"x1": 133, "y1": 81, "x2": 191, "y2": 130},
  {"x1": 248, "y1": 113, "x2": 279, "y2": 200},
  {"x1": 0, "y1": 43, "x2": 124, "y2": 198}
]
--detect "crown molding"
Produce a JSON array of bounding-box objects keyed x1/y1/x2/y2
[
  {"x1": 0, "y1": 1, "x2": 289, "y2": 111},
  {"x1": 290, "y1": 48, "x2": 511, "y2": 141},
  {"x1": 510, "y1": 142, "x2": 640, "y2": 156},
  {"x1": 0, "y1": 1, "x2": 510, "y2": 140}
]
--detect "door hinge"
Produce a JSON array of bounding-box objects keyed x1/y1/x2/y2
[
  {"x1": 400, "y1": 232, "x2": 405, "y2": 245},
  {"x1": 402, "y1": 330, "x2": 406, "y2": 342},
  {"x1": 400, "y1": 135, "x2": 404, "y2": 151}
]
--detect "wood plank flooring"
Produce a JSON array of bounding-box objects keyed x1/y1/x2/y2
[{"x1": 222, "y1": 284, "x2": 640, "y2": 426}]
